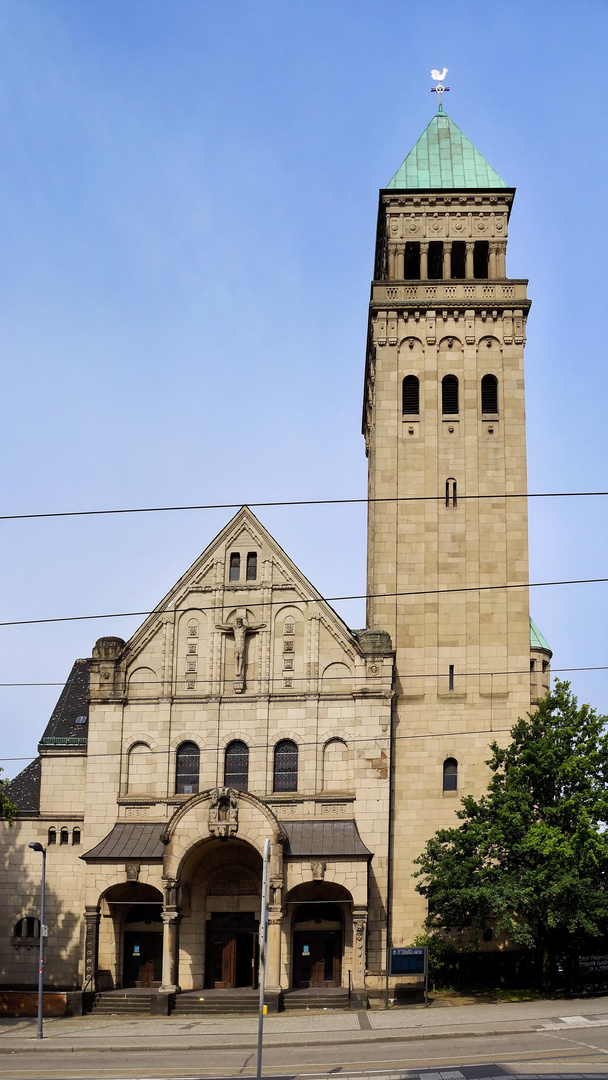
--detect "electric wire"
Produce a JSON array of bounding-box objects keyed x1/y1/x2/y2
[
  {"x1": 0, "y1": 574, "x2": 606, "y2": 628},
  {"x1": 0, "y1": 489, "x2": 607, "y2": 524}
]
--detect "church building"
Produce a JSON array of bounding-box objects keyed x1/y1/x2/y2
[{"x1": 0, "y1": 96, "x2": 551, "y2": 1007}]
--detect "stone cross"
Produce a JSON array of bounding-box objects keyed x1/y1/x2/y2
[{"x1": 215, "y1": 615, "x2": 266, "y2": 690}]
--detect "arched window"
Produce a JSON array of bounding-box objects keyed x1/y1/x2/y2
[
  {"x1": 442, "y1": 375, "x2": 459, "y2": 415},
  {"x1": 229, "y1": 552, "x2": 240, "y2": 581},
  {"x1": 443, "y1": 758, "x2": 458, "y2": 792},
  {"x1": 445, "y1": 478, "x2": 457, "y2": 507},
  {"x1": 127, "y1": 742, "x2": 153, "y2": 794},
  {"x1": 224, "y1": 740, "x2": 249, "y2": 790},
  {"x1": 402, "y1": 375, "x2": 420, "y2": 415},
  {"x1": 273, "y1": 739, "x2": 298, "y2": 792},
  {"x1": 14, "y1": 917, "x2": 40, "y2": 943},
  {"x1": 60, "y1": 827, "x2": 69, "y2": 845},
  {"x1": 481, "y1": 374, "x2": 498, "y2": 413},
  {"x1": 246, "y1": 552, "x2": 257, "y2": 581},
  {"x1": 175, "y1": 741, "x2": 200, "y2": 795},
  {"x1": 72, "y1": 828, "x2": 81, "y2": 846},
  {"x1": 47, "y1": 827, "x2": 56, "y2": 845}
]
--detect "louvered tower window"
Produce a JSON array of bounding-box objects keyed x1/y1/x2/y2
[
  {"x1": 481, "y1": 374, "x2": 498, "y2": 413},
  {"x1": 442, "y1": 375, "x2": 459, "y2": 414},
  {"x1": 443, "y1": 758, "x2": 458, "y2": 791},
  {"x1": 402, "y1": 376, "x2": 420, "y2": 415}
]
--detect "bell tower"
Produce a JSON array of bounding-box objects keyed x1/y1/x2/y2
[{"x1": 363, "y1": 100, "x2": 534, "y2": 941}]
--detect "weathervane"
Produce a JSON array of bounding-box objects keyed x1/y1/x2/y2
[{"x1": 430, "y1": 68, "x2": 450, "y2": 110}]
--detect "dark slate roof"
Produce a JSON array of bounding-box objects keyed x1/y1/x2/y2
[
  {"x1": 281, "y1": 820, "x2": 372, "y2": 858},
  {"x1": 5, "y1": 757, "x2": 41, "y2": 815},
  {"x1": 38, "y1": 659, "x2": 90, "y2": 752},
  {"x1": 81, "y1": 823, "x2": 165, "y2": 861}
]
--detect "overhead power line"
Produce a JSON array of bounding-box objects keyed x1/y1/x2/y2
[
  {"x1": 1, "y1": 489, "x2": 608, "y2": 524},
  {"x1": 0, "y1": 575, "x2": 607, "y2": 629}
]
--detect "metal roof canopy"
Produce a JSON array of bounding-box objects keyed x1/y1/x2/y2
[{"x1": 387, "y1": 108, "x2": 508, "y2": 191}]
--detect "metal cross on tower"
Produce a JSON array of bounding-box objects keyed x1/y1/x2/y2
[{"x1": 430, "y1": 68, "x2": 450, "y2": 110}]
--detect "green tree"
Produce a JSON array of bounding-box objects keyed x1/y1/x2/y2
[
  {"x1": 0, "y1": 769, "x2": 17, "y2": 824},
  {"x1": 415, "y1": 682, "x2": 608, "y2": 988}
]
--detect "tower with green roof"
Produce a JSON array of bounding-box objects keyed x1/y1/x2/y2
[{"x1": 362, "y1": 102, "x2": 551, "y2": 956}]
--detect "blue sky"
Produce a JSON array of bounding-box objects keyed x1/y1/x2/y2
[{"x1": 1, "y1": 0, "x2": 607, "y2": 774}]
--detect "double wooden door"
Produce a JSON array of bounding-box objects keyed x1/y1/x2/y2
[
  {"x1": 205, "y1": 914, "x2": 259, "y2": 989},
  {"x1": 293, "y1": 929, "x2": 342, "y2": 988}
]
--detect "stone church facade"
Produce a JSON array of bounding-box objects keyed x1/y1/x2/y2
[{"x1": 1, "y1": 103, "x2": 551, "y2": 1004}]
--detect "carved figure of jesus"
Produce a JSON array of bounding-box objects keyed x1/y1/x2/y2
[{"x1": 215, "y1": 616, "x2": 266, "y2": 678}]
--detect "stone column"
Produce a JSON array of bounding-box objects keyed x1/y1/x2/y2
[
  {"x1": 266, "y1": 909, "x2": 283, "y2": 991},
  {"x1": 395, "y1": 244, "x2": 404, "y2": 279},
  {"x1": 465, "y1": 241, "x2": 475, "y2": 279},
  {"x1": 420, "y1": 242, "x2": 429, "y2": 280},
  {"x1": 496, "y1": 241, "x2": 507, "y2": 278},
  {"x1": 352, "y1": 908, "x2": 368, "y2": 990},
  {"x1": 442, "y1": 241, "x2": 452, "y2": 281},
  {"x1": 83, "y1": 907, "x2": 100, "y2": 990},
  {"x1": 489, "y1": 242, "x2": 498, "y2": 279},
  {"x1": 160, "y1": 911, "x2": 180, "y2": 992}
]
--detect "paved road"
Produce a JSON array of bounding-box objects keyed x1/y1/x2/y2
[{"x1": 4, "y1": 999, "x2": 608, "y2": 1080}]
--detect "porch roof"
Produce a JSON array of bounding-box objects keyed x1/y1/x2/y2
[
  {"x1": 281, "y1": 819, "x2": 372, "y2": 858},
  {"x1": 81, "y1": 822, "x2": 165, "y2": 861}
]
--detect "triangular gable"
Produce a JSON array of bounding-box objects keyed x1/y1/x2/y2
[{"x1": 123, "y1": 506, "x2": 359, "y2": 660}]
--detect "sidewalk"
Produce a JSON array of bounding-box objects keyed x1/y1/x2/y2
[{"x1": 2, "y1": 994, "x2": 608, "y2": 1054}]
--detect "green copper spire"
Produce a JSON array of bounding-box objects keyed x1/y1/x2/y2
[
  {"x1": 530, "y1": 618, "x2": 551, "y2": 651},
  {"x1": 387, "y1": 107, "x2": 508, "y2": 190}
]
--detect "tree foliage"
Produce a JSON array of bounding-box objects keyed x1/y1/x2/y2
[
  {"x1": 0, "y1": 769, "x2": 17, "y2": 824},
  {"x1": 415, "y1": 682, "x2": 608, "y2": 978}
]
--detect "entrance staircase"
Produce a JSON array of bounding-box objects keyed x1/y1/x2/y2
[
  {"x1": 283, "y1": 987, "x2": 350, "y2": 1010},
  {"x1": 91, "y1": 988, "x2": 158, "y2": 1015},
  {"x1": 172, "y1": 988, "x2": 263, "y2": 1016}
]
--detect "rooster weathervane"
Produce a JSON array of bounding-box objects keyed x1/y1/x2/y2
[{"x1": 430, "y1": 68, "x2": 450, "y2": 108}]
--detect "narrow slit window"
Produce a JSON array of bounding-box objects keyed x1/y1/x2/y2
[
  {"x1": 246, "y1": 552, "x2": 257, "y2": 581},
  {"x1": 448, "y1": 664, "x2": 455, "y2": 691},
  {"x1": 60, "y1": 828, "x2": 69, "y2": 845},
  {"x1": 47, "y1": 828, "x2": 56, "y2": 845},
  {"x1": 224, "y1": 740, "x2": 249, "y2": 790},
  {"x1": 442, "y1": 375, "x2": 459, "y2": 415},
  {"x1": 72, "y1": 828, "x2": 81, "y2": 846},
  {"x1": 481, "y1": 374, "x2": 498, "y2": 413},
  {"x1": 451, "y1": 240, "x2": 466, "y2": 278},
  {"x1": 402, "y1": 375, "x2": 420, "y2": 415},
  {"x1": 445, "y1": 478, "x2": 457, "y2": 507},
  {"x1": 427, "y1": 241, "x2": 444, "y2": 280},
  {"x1": 474, "y1": 240, "x2": 489, "y2": 279},
  {"x1": 403, "y1": 241, "x2": 420, "y2": 279},
  {"x1": 229, "y1": 553, "x2": 240, "y2": 582},
  {"x1": 443, "y1": 758, "x2": 458, "y2": 792}
]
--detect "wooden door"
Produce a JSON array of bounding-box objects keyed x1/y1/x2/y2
[
  {"x1": 123, "y1": 931, "x2": 162, "y2": 988},
  {"x1": 293, "y1": 930, "x2": 342, "y2": 988}
]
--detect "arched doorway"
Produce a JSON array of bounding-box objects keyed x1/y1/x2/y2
[
  {"x1": 286, "y1": 882, "x2": 352, "y2": 989},
  {"x1": 100, "y1": 882, "x2": 163, "y2": 989},
  {"x1": 179, "y1": 837, "x2": 263, "y2": 990}
]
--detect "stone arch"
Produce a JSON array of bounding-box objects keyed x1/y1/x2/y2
[
  {"x1": 322, "y1": 737, "x2": 353, "y2": 792},
  {"x1": 127, "y1": 666, "x2": 157, "y2": 698},
  {"x1": 126, "y1": 741, "x2": 155, "y2": 795},
  {"x1": 96, "y1": 881, "x2": 163, "y2": 991},
  {"x1": 284, "y1": 880, "x2": 354, "y2": 991},
  {"x1": 321, "y1": 661, "x2": 352, "y2": 691}
]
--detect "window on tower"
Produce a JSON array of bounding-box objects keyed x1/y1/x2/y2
[
  {"x1": 403, "y1": 242, "x2": 421, "y2": 279},
  {"x1": 451, "y1": 241, "x2": 466, "y2": 278},
  {"x1": 446, "y1": 478, "x2": 457, "y2": 507},
  {"x1": 481, "y1": 374, "x2": 498, "y2": 414},
  {"x1": 427, "y1": 241, "x2": 443, "y2": 280},
  {"x1": 473, "y1": 240, "x2": 489, "y2": 279},
  {"x1": 443, "y1": 758, "x2": 458, "y2": 791},
  {"x1": 442, "y1": 375, "x2": 459, "y2": 414},
  {"x1": 402, "y1": 375, "x2": 420, "y2": 415}
]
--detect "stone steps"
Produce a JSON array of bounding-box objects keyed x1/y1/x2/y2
[
  {"x1": 283, "y1": 988, "x2": 350, "y2": 1011},
  {"x1": 92, "y1": 993, "x2": 153, "y2": 1015}
]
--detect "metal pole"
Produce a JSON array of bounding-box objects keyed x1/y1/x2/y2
[
  {"x1": 256, "y1": 838, "x2": 270, "y2": 1080},
  {"x1": 37, "y1": 848, "x2": 46, "y2": 1039}
]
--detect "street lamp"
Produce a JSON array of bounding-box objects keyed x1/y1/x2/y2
[{"x1": 28, "y1": 842, "x2": 46, "y2": 1040}]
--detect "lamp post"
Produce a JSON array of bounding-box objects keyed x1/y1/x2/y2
[{"x1": 28, "y1": 842, "x2": 46, "y2": 1040}]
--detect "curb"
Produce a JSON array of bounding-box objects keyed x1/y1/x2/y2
[{"x1": 0, "y1": 1022, "x2": 549, "y2": 1054}]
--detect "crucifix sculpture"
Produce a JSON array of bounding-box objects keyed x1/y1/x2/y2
[{"x1": 215, "y1": 615, "x2": 266, "y2": 691}]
